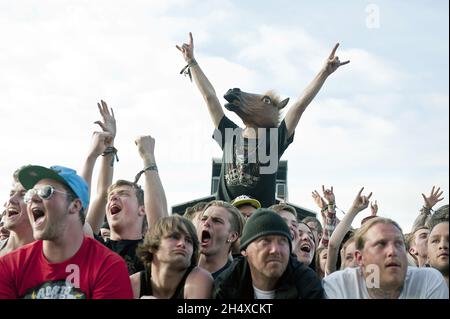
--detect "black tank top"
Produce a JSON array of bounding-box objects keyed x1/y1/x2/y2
[{"x1": 139, "y1": 264, "x2": 195, "y2": 299}]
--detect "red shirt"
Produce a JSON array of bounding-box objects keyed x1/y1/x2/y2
[{"x1": 0, "y1": 236, "x2": 133, "y2": 299}]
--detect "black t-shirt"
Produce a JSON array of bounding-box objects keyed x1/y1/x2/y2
[
  {"x1": 139, "y1": 264, "x2": 195, "y2": 299},
  {"x1": 95, "y1": 235, "x2": 144, "y2": 275},
  {"x1": 211, "y1": 258, "x2": 232, "y2": 280},
  {"x1": 213, "y1": 115, "x2": 294, "y2": 208}
]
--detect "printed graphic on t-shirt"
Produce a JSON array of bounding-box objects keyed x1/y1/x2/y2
[
  {"x1": 23, "y1": 280, "x2": 86, "y2": 299},
  {"x1": 225, "y1": 139, "x2": 260, "y2": 187}
]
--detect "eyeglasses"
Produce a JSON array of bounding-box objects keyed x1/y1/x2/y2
[{"x1": 24, "y1": 185, "x2": 69, "y2": 204}]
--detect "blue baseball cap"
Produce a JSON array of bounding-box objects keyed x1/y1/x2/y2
[{"x1": 18, "y1": 165, "x2": 89, "y2": 210}]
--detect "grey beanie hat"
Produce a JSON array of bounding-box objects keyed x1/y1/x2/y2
[{"x1": 240, "y1": 208, "x2": 292, "y2": 251}]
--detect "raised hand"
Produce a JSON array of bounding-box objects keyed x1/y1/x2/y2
[
  {"x1": 135, "y1": 135, "x2": 156, "y2": 164},
  {"x1": 349, "y1": 187, "x2": 372, "y2": 214},
  {"x1": 322, "y1": 185, "x2": 335, "y2": 205},
  {"x1": 88, "y1": 131, "x2": 114, "y2": 158},
  {"x1": 323, "y1": 43, "x2": 350, "y2": 76},
  {"x1": 312, "y1": 190, "x2": 327, "y2": 210},
  {"x1": 176, "y1": 32, "x2": 195, "y2": 63},
  {"x1": 421, "y1": 186, "x2": 444, "y2": 210},
  {"x1": 370, "y1": 200, "x2": 378, "y2": 216},
  {"x1": 94, "y1": 100, "x2": 116, "y2": 140}
]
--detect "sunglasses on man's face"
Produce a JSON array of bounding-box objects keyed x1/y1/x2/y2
[{"x1": 24, "y1": 185, "x2": 69, "y2": 204}]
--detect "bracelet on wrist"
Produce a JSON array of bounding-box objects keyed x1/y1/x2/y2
[
  {"x1": 422, "y1": 206, "x2": 433, "y2": 213},
  {"x1": 102, "y1": 146, "x2": 119, "y2": 167},
  {"x1": 134, "y1": 164, "x2": 158, "y2": 184},
  {"x1": 179, "y1": 60, "x2": 197, "y2": 82}
]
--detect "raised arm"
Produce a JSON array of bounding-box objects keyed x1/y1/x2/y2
[
  {"x1": 319, "y1": 185, "x2": 338, "y2": 249},
  {"x1": 312, "y1": 189, "x2": 327, "y2": 224},
  {"x1": 176, "y1": 32, "x2": 224, "y2": 128},
  {"x1": 411, "y1": 186, "x2": 444, "y2": 231},
  {"x1": 326, "y1": 187, "x2": 372, "y2": 275},
  {"x1": 135, "y1": 135, "x2": 168, "y2": 227},
  {"x1": 284, "y1": 43, "x2": 349, "y2": 137},
  {"x1": 85, "y1": 100, "x2": 116, "y2": 235},
  {"x1": 370, "y1": 200, "x2": 378, "y2": 217}
]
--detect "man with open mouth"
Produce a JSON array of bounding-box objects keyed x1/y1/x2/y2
[
  {"x1": 0, "y1": 167, "x2": 34, "y2": 258},
  {"x1": 0, "y1": 165, "x2": 132, "y2": 299},
  {"x1": 82, "y1": 101, "x2": 168, "y2": 275},
  {"x1": 197, "y1": 200, "x2": 245, "y2": 279},
  {"x1": 295, "y1": 222, "x2": 316, "y2": 267}
]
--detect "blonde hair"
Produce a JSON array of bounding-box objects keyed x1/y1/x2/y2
[
  {"x1": 202, "y1": 200, "x2": 245, "y2": 236},
  {"x1": 354, "y1": 217, "x2": 404, "y2": 251}
]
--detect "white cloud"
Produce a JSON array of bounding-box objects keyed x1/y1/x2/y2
[{"x1": 0, "y1": 1, "x2": 448, "y2": 233}]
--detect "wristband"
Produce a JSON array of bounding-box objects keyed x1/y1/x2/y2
[
  {"x1": 102, "y1": 146, "x2": 119, "y2": 167},
  {"x1": 134, "y1": 164, "x2": 158, "y2": 184}
]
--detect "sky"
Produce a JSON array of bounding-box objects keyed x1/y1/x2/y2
[{"x1": 0, "y1": 0, "x2": 448, "y2": 232}]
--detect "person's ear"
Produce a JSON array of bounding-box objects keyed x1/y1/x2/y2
[
  {"x1": 409, "y1": 247, "x2": 418, "y2": 256},
  {"x1": 228, "y1": 231, "x2": 239, "y2": 244},
  {"x1": 241, "y1": 249, "x2": 247, "y2": 257},
  {"x1": 138, "y1": 205, "x2": 146, "y2": 217},
  {"x1": 68, "y1": 199, "x2": 82, "y2": 216},
  {"x1": 354, "y1": 250, "x2": 363, "y2": 266}
]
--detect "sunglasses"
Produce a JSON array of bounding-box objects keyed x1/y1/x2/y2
[{"x1": 24, "y1": 185, "x2": 69, "y2": 204}]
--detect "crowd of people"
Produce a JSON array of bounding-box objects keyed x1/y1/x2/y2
[{"x1": 0, "y1": 33, "x2": 448, "y2": 299}]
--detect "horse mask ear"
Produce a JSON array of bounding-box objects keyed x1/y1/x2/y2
[{"x1": 278, "y1": 98, "x2": 289, "y2": 110}]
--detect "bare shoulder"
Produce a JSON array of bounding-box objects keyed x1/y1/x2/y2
[
  {"x1": 185, "y1": 266, "x2": 214, "y2": 298},
  {"x1": 187, "y1": 266, "x2": 213, "y2": 282}
]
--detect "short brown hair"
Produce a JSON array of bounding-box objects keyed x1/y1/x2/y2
[
  {"x1": 137, "y1": 215, "x2": 199, "y2": 268},
  {"x1": 407, "y1": 226, "x2": 429, "y2": 250},
  {"x1": 302, "y1": 216, "x2": 323, "y2": 235},
  {"x1": 202, "y1": 200, "x2": 245, "y2": 236},
  {"x1": 354, "y1": 217, "x2": 404, "y2": 251},
  {"x1": 427, "y1": 205, "x2": 449, "y2": 232},
  {"x1": 107, "y1": 179, "x2": 144, "y2": 206},
  {"x1": 108, "y1": 180, "x2": 146, "y2": 233},
  {"x1": 192, "y1": 201, "x2": 208, "y2": 212},
  {"x1": 184, "y1": 202, "x2": 208, "y2": 220},
  {"x1": 269, "y1": 203, "x2": 297, "y2": 220}
]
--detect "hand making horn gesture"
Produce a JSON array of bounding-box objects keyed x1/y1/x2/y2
[
  {"x1": 176, "y1": 32, "x2": 195, "y2": 64},
  {"x1": 323, "y1": 43, "x2": 350, "y2": 75}
]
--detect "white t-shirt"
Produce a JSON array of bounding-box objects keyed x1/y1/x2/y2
[
  {"x1": 253, "y1": 285, "x2": 275, "y2": 299},
  {"x1": 323, "y1": 266, "x2": 448, "y2": 299}
]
